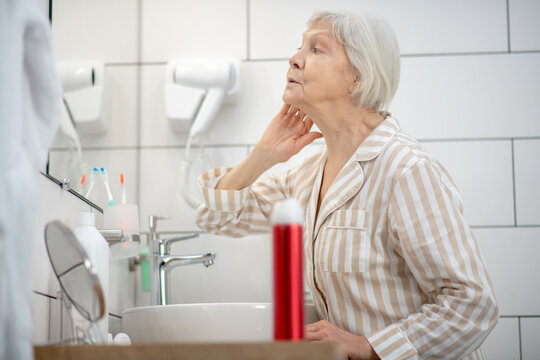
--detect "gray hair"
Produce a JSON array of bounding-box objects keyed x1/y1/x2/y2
[{"x1": 308, "y1": 11, "x2": 400, "y2": 111}]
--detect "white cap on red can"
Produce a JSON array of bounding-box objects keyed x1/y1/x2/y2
[{"x1": 270, "y1": 198, "x2": 304, "y2": 225}]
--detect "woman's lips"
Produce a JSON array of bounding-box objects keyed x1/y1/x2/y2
[{"x1": 288, "y1": 77, "x2": 300, "y2": 84}]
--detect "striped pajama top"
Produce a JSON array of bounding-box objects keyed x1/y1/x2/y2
[{"x1": 195, "y1": 115, "x2": 498, "y2": 359}]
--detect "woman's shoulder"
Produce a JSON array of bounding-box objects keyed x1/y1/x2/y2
[
  {"x1": 382, "y1": 130, "x2": 442, "y2": 178},
  {"x1": 382, "y1": 130, "x2": 462, "y2": 205}
]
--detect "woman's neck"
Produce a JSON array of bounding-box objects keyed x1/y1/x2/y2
[{"x1": 306, "y1": 101, "x2": 384, "y2": 169}]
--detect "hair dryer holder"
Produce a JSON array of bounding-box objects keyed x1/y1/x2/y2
[{"x1": 165, "y1": 57, "x2": 241, "y2": 135}]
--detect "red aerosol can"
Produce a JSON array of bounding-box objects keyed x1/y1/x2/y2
[{"x1": 271, "y1": 199, "x2": 304, "y2": 341}]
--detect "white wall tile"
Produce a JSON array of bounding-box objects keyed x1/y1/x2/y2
[
  {"x1": 475, "y1": 227, "x2": 540, "y2": 315},
  {"x1": 393, "y1": 53, "x2": 540, "y2": 139},
  {"x1": 109, "y1": 258, "x2": 135, "y2": 315},
  {"x1": 509, "y1": 0, "x2": 540, "y2": 51},
  {"x1": 32, "y1": 173, "x2": 93, "y2": 296},
  {"x1": 514, "y1": 139, "x2": 540, "y2": 226},
  {"x1": 168, "y1": 233, "x2": 272, "y2": 304},
  {"x1": 141, "y1": 0, "x2": 246, "y2": 62},
  {"x1": 421, "y1": 140, "x2": 514, "y2": 226},
  {"x1": 139, "y1": 146, "x2": 248, "y2": 233},
  {"x1": 52, "y1": 0, "x2": 138, "y2": 63},
  {"x1": 482, "y1": 317, "x2": 520, "y2": 360},
  {"x1": 48, "y1": 149, "x2": 138, "y2": 210},
  {"x1": 31, "y1": 293, "x2": 50, "y2": 345},
  {"x1": 250, "y1": 0, "x2": 507, "y2": 59},
  {"x1": 51, "y1": 66, "x2": 139, "y2": 149},
  {"x1": 139, "y1": 65, "x2": 173, "y2": 146},
  {"x1": 522, "y1": 317, "x2": 540, "y2": 360},
  {"x1": 140, "y1": 61, "x2": 290, "y2": 146}
]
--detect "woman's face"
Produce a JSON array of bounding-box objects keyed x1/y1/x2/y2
[{"x1": 283, "y1": 21, "x2": 357, "y2": 109}]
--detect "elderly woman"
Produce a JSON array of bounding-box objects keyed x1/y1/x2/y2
[{"x1": 196, "y1": 11, "x2": 498, "y2": 360}]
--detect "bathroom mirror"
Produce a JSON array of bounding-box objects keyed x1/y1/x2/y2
[
  {"x1": 44, "y1": 220, "x2": 105, "y2": 323},
  {"x1": 45, "y1": 0, "x2": 120, "y2": 210}
]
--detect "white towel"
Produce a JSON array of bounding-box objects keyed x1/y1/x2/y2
[{"x1": 0, "y1": 0, "x2": 61, "y2": 359}]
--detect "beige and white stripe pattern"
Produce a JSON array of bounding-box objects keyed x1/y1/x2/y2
[{"x1": 195, "y1": 115, "x2": 498, "y2": 359}]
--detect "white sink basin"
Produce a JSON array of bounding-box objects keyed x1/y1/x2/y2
[{"x1": 122, "y1": 302, "x2": 319, "y2": 344}]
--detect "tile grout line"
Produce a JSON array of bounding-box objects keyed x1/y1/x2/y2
[
  {"x1": 102, "y1": 50, "x2": 540, "y2": 67},
  {"x1": 50, "y1": 144, "x2": 259, "y2": 151},
  {"x1": 135, "y1": 0, "x2": 143, "y2": 207},
  {"x1": 511, "y1": 139, "x2": 517, "y2": 226},
  {"x1": 518, "y1": 316, "x2": 523, "y2": 360},
  {"x1": 471, "y1": 225, "x2": 540, "y2": 229},
  {"x1": 246, "y1": 0, "x2": 251, "y2": 60},
  {"x1": 418, "y1": 136, "x2": 540, "y2": 143},
  {"x1": 48, "y1": 136, "x2": 540, "y2": 152},
  {"x1": 506, "y1": 0, "x2": 511, "y2": 53}
]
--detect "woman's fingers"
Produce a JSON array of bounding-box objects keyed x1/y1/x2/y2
[
  {"x1": 284, "y1": 106, "x2": 305, "y2": 127},
  {"x1": 305, "y1": 320, "x2": 326, "y2": 332},
  {"x1": 305, "y1": 321, "x2": 331, "y2": 342},
  {"x1": 280, "y1": 103, "x2": 292, "y2": 115},
  {"x1": 305, "y1": 330, "x2": 326, "y2": 341},
  {"x1": 286, "y1": 106, "x2": 299, "y2": 118},
  {"x1": 298, "y1": 111, "x2": 306, "y2": 121},
  {"x1": 303, "y1": 116, "x2": 313, "y2": 130}
]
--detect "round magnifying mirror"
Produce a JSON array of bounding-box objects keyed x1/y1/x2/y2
[{"x1": 44, "y1": 220, "x2": 105, "y2": 322}]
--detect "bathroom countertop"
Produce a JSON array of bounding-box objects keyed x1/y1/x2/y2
[{"x1": 34, "y1": 341, "x2": 347, "y2": 360}]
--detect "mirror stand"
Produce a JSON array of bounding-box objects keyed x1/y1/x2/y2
[{"x1": 52, "y1": 290, "x2": 105, "y2": 345}]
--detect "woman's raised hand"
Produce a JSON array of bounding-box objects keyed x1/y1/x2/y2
[{"x1": 252, "y1": 103, "x2": 323, "y2": 166}]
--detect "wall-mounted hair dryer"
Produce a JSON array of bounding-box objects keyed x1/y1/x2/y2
[
  {"x1": 57, "y1": 62, "x2": 95, "y2": 92},
  {"x1": 57, "y1": 61, "x2": 109, "y2": 135},
  {"x1": 165, "y1": 57, "x2": 241, "y2": 209},
  {"x1": 165, "y1": 57, "x2": 240, "y2": 141}
]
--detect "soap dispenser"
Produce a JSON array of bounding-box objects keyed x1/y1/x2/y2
[{"x1": 73, "y1": 212, "x2": 110, "y2": 338}]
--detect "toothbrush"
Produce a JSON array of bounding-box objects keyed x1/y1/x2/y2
[
  {"x1": 84, "y1": 168, "x2": 99, "y2": 198},
  {"x1": 79, "y1": 174, "x2": 87, "y2": 191},
  {"x1": 120, "y1": 173, "x2": 127, "y2": 205},
  {"x1": 100, "y1": 167, "x2": 116, "y2": 206}
]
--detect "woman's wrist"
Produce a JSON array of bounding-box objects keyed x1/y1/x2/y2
[
  {"x1": 359, "y1": 336, "x2": 380, "y2": 360},
  {"x1": 249, "y1": 144, "x2": 279, "y2": 171}
]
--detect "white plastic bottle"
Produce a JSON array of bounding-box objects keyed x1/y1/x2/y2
[{"x1": 73, "y1": 212, "x2": 110, "y2": 340}]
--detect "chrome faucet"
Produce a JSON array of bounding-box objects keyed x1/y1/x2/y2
[{"x1": 147, "y1": 215, "x2": 216, "y2": 305}]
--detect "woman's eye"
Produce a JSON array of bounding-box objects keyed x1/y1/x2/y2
[{"x1": 312, "y1": 47, "x2": 320, "y2": 54}]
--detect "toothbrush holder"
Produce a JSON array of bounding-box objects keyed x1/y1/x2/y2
[{"x1": 103, "y1": 204, "x2": 140, "y2": 257}]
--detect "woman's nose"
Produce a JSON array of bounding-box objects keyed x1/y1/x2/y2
[{"x1": 289, "y1": 50, "x2": 304, "y2": 69}]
